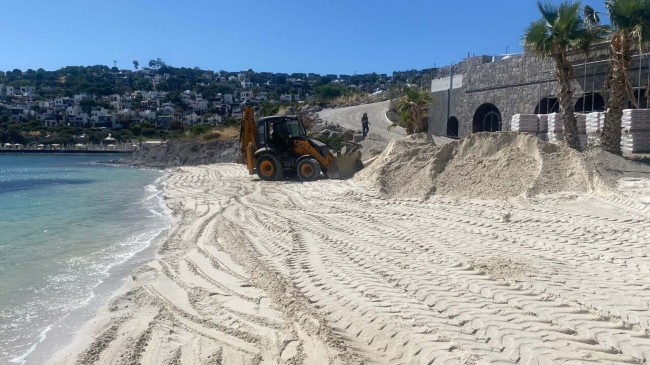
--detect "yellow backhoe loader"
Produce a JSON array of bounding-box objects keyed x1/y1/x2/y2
[{"x1": 239, "y1": 105, "x2": 363, "y2": 181}]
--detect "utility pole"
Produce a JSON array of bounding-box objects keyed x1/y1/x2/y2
[
  {"x1": 505, "y1": 46, "x2": 509, "y2": 54},
  {"x1": 447, "y1": 62, "x2": 454, "y2": 123},
  {"x1": 638, "y1": 53, "x2": 644, "y2": 106}
]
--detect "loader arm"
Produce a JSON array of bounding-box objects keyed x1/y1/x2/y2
[
  {"x1": 293, "y1": 139, "x2": 335, "y2": 169},
  {"x1": 293, "y1": 138, "x2": 362, "y2": 179},
  {"x1": 239, "y1": 105, "x2": 257, "y2": 175}
]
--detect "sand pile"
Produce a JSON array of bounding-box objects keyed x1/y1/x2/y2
[{"x1": 355, "y1": 132, "x2": 594, "y2": 199}]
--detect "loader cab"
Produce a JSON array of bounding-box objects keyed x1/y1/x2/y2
[{"x1": 256, "y1": 116, "x2": 307, "y2": 153}]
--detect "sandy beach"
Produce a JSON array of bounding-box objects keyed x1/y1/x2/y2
[{"x1": 48, "y1": 148, "x2": 650, "y2": 364}]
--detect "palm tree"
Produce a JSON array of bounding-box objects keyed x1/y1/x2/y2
[
  {"x1": 601, "y1": 0, "x2": 650, "y2": 154},
  {"x1": 581, "y1": 6, "x2": 608, "y2": 112},
  {"x1": 392, "y1": 86, "x2": 432, "y2": 134},
  {"x1": 523, "y1": 1, "x2": 602, "y2": 150}
]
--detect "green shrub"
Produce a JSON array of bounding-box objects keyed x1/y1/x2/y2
[{"x1": 318, "y1": 135, "x2": 343, "y2": 151}]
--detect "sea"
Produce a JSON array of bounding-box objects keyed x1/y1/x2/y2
[{"x1": 0, "y1": 154, "x2": 171, "y2": 364}]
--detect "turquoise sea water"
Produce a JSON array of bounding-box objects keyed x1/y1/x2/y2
[{"x1": 0, "y1": 154, "x2": 170, "y2": 364}]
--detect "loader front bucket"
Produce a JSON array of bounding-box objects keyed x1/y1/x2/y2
[{"x1": 326, "y1": 147, "x2": 363, "y2": 180}]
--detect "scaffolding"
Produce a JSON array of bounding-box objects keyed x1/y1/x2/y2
[{"x1": 539, "y1": 51, "x2": 649, "y2": 114}]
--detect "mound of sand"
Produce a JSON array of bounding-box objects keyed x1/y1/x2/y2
[{"x1": 355, "y1": 132, "x2": 595, "y2": 199}]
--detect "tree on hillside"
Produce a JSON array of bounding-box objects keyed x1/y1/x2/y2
[
  {"x1": 522, "y1": 1, "x2": 604, "y2": 150},
  {"x1": 314, "y1": 84, "x2": 347, "y2": 100},
  {"x1": 133, "y1": 60, "x2": 139, "y2": 70},
  {"x1": 318, "y1": 76, "x2": 334, "y2": 86},
  {"x1": 79, "y1": 99, "x2": 97, "y2": 114},
  {"x1": 392, "y1": 86, "x2": 432, "y2": 134},
  {"x1": 601, "y1": 0, "x2": 650, "y2": 154},
  {"x1": 148, "y1": 58, "x2": 166, "y2": 69}
]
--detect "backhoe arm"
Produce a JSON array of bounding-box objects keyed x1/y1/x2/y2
[{"x1": 239, "y1": 105, "x2": 257, "y2": 175}]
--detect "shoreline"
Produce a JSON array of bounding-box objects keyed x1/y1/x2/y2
[
  {"x1": 43, "y1": 172, "x2": 180, "y2": 365},
  {"x1": 45, "y1": 164, "x2": 349, "y2": 365},
  {"x1": 0, "y1": 150, "x2": 132, "y2": 154},
  {"x1": 14, "y1": 171, "x2": 172, "y2": 365}
]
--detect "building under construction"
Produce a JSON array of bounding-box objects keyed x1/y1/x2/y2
[{"x1": 428, "y1": 43, "x2": 649, "y2": 138}]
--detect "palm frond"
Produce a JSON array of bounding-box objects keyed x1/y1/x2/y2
[
  {"x1": 522, "y1": 20, "x2": 552, "y2": 57},
  {"x1": 607, "y1": 0, "x2": 650, "y2": 48},
  {"x1": 523, "y1": 1, "x2": 601, "y2": 57},
  {"x1": 538, "y1": 1, "x2": 559, "y2": 25},
  {"x1": 584, "y1": 5, "x2": 601, "y2": 27}
]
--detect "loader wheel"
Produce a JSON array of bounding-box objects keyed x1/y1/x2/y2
[
  {"x1": 296, "y1": 158, "x2": 321, "y2": 182},
  {"x1": 256, "y1": 154, "x2": 283, "y2": 181}
]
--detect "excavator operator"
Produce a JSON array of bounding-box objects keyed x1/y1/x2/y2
[{"x1": 270, "y1": 121, "x2": 291, "y2": 152}]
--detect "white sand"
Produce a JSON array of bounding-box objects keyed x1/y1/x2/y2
[
  {"x1": 356, "y1": 132, "x2": 596, "y2": 200},
  {"x1": 50, "y1": 138, "x2": 650, "y2": 364}
]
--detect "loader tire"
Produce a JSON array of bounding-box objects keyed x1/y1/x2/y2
[
  {"x1": 256, "y1": 154, "x2": 283, "y2": 181},
  {"x1": 296, "y1": 158, "x2": 321, "y2": 182}
]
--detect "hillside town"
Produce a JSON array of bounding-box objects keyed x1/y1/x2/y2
[{"x1": 0, "y1": 62, "x2": 436, "y2": 146}]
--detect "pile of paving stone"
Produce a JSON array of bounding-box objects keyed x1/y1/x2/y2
[
  {"x1": 622, "y1": 109, "x2": 650, "y2": 153},
  {"x1": 586, "y1": 112, "x2": 604, "y2": 136},
  {"x1": 511, "y1": 113, "x2": 588, "y2": 146},
  {"x1": 510, "y1": 114, "x2": 539, "y2": 134}
]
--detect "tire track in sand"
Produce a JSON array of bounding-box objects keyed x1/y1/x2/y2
[
  {"x1": 61, "y1": 163, "x2": 650, "y2": 365},
  {"x1": 211, "y1": 164, "x2": 650, "y2": 364}
]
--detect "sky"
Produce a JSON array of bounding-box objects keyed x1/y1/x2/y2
[{"x1": 1, "y1": 0, "x2": 609, "y2": 75}]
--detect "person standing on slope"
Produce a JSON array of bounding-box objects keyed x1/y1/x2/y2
[{"x1": 361, "y1": 113, "x2": 370, "y2": 139}]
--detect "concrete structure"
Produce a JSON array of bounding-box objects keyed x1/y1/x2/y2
[{"x1": 429, "y1": 43, "x2": 650, "y2": 138}]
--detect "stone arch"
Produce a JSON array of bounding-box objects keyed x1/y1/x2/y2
[
  {"x1": 575, "y1": 93, "x2": 605, "y2": 112},
  {"x1": 534, "y1": 97, "x2": 560, "y2": 114},
  {"x1": 472, "y1": 103, "x2": 501, "y2": 133},
  {"x1": 446, "y1": 116, "x2": 459, "y2": 138}
]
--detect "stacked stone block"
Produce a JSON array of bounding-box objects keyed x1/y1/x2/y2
[
  {"x1": 585, "y1": 112, "x2": 604, "y2": 148},
  {"x1": 576, "y1": 114, "x2": 588, "y2": 147},
  {"x1": 545, "y1": 113, "x2": 588, "y2": 148},
  {"x1": 586, "y1": 112, "x2": 603, "y2": 136},
  {"x1": 547, "y1": 113, "x2": 564, "y2": 143},
  {"x1": 511, "y1": 114, "x2": 550, "y2": 141},
  {"x1": 511, "y1": 114, "x2": 539, "y2": 133},
  {"x1": 622, "y1": 109, "x2": 650, "y2": 153}
]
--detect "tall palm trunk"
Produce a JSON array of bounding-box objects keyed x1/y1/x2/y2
[
  {"x1": 602, "y1": 31, "x2": 634, "y2": 154},
  {"x1": 554, "y1": 52, "x2": 582, "y2": 150}
]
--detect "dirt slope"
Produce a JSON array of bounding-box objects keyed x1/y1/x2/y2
[{"x1": 116, "y1": 139, "x2": 238, "y2": 168}]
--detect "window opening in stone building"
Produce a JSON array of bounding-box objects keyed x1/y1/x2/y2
[
  {"x1": 472, "y1": 103, "x2": 501, "y2": 133},
  {"x1": 575, "y1": 93, "x2": 605, "y2": 112},
  {"x1": 446, "y1": 116, "x2": 459, "y2": 138},
  {"x1": 534, "y1": 97, "x2": 560, "y2": 114},
  {"x1": 627, "y1": 89, "x2": 648, "y2": 109}
]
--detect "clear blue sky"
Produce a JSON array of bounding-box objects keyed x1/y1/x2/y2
[{"x1": 1, "y1": 0, "x2": 608, "y2": 75}]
